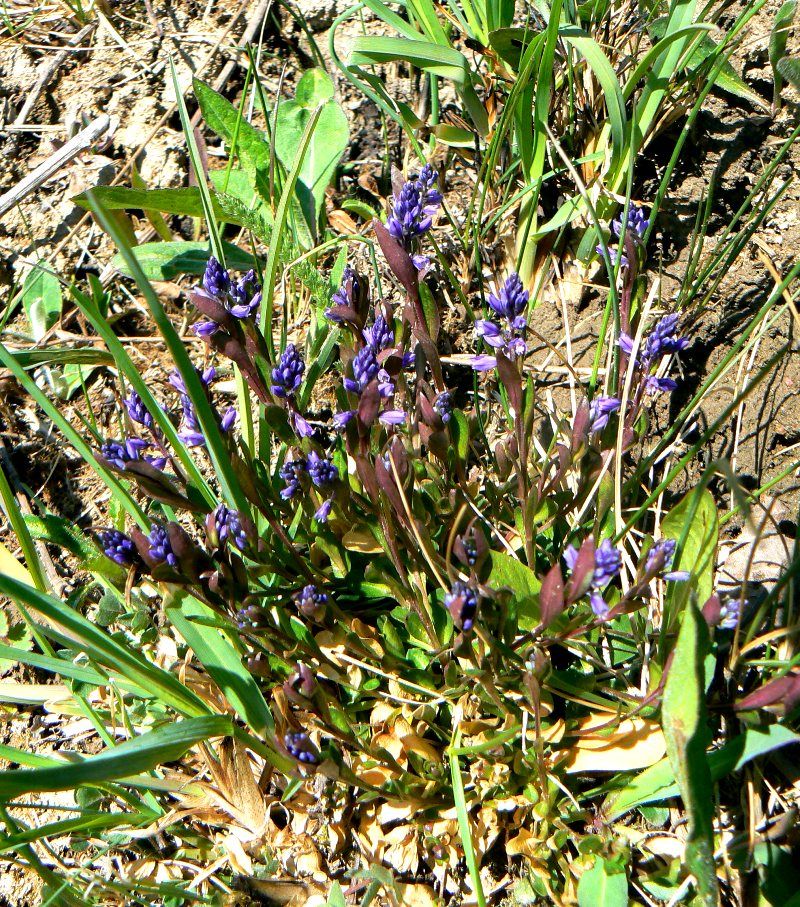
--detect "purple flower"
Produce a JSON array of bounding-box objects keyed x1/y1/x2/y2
[
  {"x1": 216, "y1": 505, "x2": 248, "y2": 551},
  {"x1": 169, "y1": 367, "x2": 215, "y2": 396},
  {"x1": 434, "y1": 392, "x2": 452, "y2": 424},
  {"x1": 588, "y1": 396, "x2": 621, "y2": 434},
  {"x1": 363, "y1": 314, "x2": 394, "y2": 352},
  {"x1": 314, "y1": 499, "x2": 333, "y2": 522},
  {"x1": 645, "y1": 539, "x2": 690, "y2": 582},
  {"x1": 193, "y1": 320, "x2": 219, "y2": 338},
  {"x1": 220, "y1": 407, "x2": 237, "y2": 432},
  {"x1": 203, "y1": 256, "x2": 231, "y2": 298},
  {"x1": 590, "y1": 591, "x2": 610, "y2": 618},
  {"x1": 97, "y1": 529, "x2": 137, "y2": 566},
  {"x1": 178, "y1": 395, "x2": 205, "y2": 447},
  {"x1": 343, "y1": 347, "x2": 379, "y2": 395},
  {"x1": 596, "y1": 244, "x2": 630, "y2": 269},
  {"x1": 475, "y1": 319, "x2": 505, "y2": 349},
  {"x1": 379, "y1": 409, "x2": 406, "y2": 426},
  {"x1": 280, "y1": 458, "x2": 307, "y2": 500},
  {"x1": 387, "y1": 163, "x2": 442, "y2": 246},
  {"x1": 333, "y1": 410, "x2": 355, "y2": 430},
  {"x1": 402, "y1": 348, "x2": 416, "y2": 370},
  {"x1": 100, "y1": 438, "x2": 148, "y2": 469},
  {"x1": 563, "y1": 544, "x2": 579, "y2": 572},
  {"x1": 719, "y1": 596, "x2": 743, "y2": 631},
  {"x1": 643, "y1": 314, "x2": 689, "y2": 360},
  {"x1": 124, "y1": 390, "x2": 152, "y2": 428},
  {"x1": 645, "y1": 375, "x2": 678, "y2": 395},
  {"x1": 200, "y1": 257, "x2": 260, "y2": 320},
  {"x1": 488, "y1": 273, "x2": 529, "y2": 320},
  {"x1": 445, "y1": 580, "x2": 479, "y2": 632},
  {"x1": 307, "y1": 451, "x2": 338, "y2": 488},
  {"x1": 295, "y1": 584, "x2": 328, "y2": 619},
  {"x1": 284, "y1": 730, "x2": 320, "y2": 764},
  {"x1": 471, "y1": 354, "x2": 498, "y2": 372},
  {"x1": 326, "y1": 266, "x2": 360, "y2": 322},
  {"x1": 147, "y1": 524, "x2": 178, "y2": 568},
  {"x1": 228, "y1": 270, "x2": 261, "y2": 318},
  {"x1": 271, "y1": 344, "x2": 304, "y2": 398},
  {"x1": 612, "y1": 205, "x2": 649, "y2": 241},
  {"x1": 236, "y1": 604, "x2": 262, "y2": 629},
  {"x1": 593, "y1": 539, "x2": 621, "y2": 587}
]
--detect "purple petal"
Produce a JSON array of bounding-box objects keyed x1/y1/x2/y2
[
  {"x1": 221, "y1": 407, "x2": 237, "y2": 432},
  {"x1": 379, "y1": 409, "x2": 406, "y2": 425},
  {"x1": 292, "y1": 412, "x2": 315, "y2": 438},
  {"x1": 471, "y1": 354, "x2": 498, "y2": 371},
  {"x1": 563, "y1": 544, "x2": 579, "y2": 571},
  {"x1": 314, "y1": 499, "x2": 333, "y2": 522},
  {"x1": 590, "y1": 591, "x2": 610, "y2": 619}
]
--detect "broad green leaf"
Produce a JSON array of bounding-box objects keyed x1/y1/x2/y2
[
  {"x1": 432, "y1": 123, "x2": 475, "y2": 146},
  {"x1": 487, "y1": 551, "x2": 541, "y2": 630},
  {"x1": 577, "y1": 857, "x2": 628, "y2": 907},
  {"x1": 777, "y1": 55, "x2": 800, "y2": 91},
  {"x1": 604, "y1": 724, "x2": 800, "y2": 820},
  {"x1": 0, "y1": 716, "x2": 232, "y2": 797},
  {"x1": 166, "y1": 590, "x2": 274, "y2": 736},
  {"x1": 193, "y1": 77, "x2": 271, "y2": 180},
  {"x1": 21, "y1": 263, "x2": 62, "y2": 341},
  {"x1": 75, "y1": 186, "x2": 214, "y2": 220},
  {"x1": 272, "y1": 70, "x2": 349, "y2": 235},
  {"x1": 112, "y1": 240, "x2": 255, "y2": 280},
  {"x1": 662, "y1": 597, "x2": 719, "y2": 905},
  {"x1": 295, "y1": 67, "x2": 335, "y2": 106},
  {"x1": 662, "y1": 486, "x2": 718, "y2": 606}
]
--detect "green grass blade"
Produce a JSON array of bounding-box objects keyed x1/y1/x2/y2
[
  {"x1": 259, "y1": 104, "x2": 323, "y2": 357},
  {"x1": 0, "y1": 716, "x2": 232, "y2": 798},
  {"x1": 166, "y1": 589, "x2": 274, "y2": 736},
  {"x1": 0, "y1": 574, "x2": 211, "y2": 718}
]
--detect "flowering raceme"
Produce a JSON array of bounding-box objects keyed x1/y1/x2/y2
[{"x1": 472, "y1": 273, "x2": 529, "y2": 370}]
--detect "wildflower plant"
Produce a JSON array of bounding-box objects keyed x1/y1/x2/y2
[{"x1": 1, "y1": 25, "x2": 799, "y2": 907}]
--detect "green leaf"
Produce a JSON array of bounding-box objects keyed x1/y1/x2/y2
[
  {"x1": 769, "y1": 2, "x2": 796, "y2": 101},
  {"x1": 193, "y1": 77, "x2": 271, "y2": 180},
  {"x1": 166, "y1": 590, "x2": 274, "y2": 736},
  {"x1": 325, "y1": 882, "x2": 348, "y2": 907},
  {"x1": 487, "y1": 551, "x2": 541, "y2": 630},
  {"x1": 295, "y1": 67, "x2": 335, "y2": 106},
  {"x1": 577, "y1": 857, "x2": 628, "y2": 907},
  {"x1": 272, "y1": 69, "x2": 349, "y2": 234},
  {"x1": 21, "y1": 263, "x2": 62, "y2": 341},
  {"x1": 0, "y1": 574, "x2": 210, "y2": 717},
  {"x1": 75, "y1": 186, "x2": 211, "y2": 220},
  {"x1": 604, "y1": 724, "x2": 800, "y2": 820},
  {"x1": 662, "y1": 486, "x2": 718, "y2": 608},
  {"x1": 661, "y1": 597, "x2": 719, "y2": 905},
  {"x1": 0, "y1": 716, "x2": 232, "y2": 797},
  {"x1": 777, "y1": 55, "x2": 800, "y2": 91},
  {"x1": 112, "y1": 240, "x2": 254, "y2": 280},
  {"x1": 648, "y1": 17, "x2": 769, "y2": 110}
]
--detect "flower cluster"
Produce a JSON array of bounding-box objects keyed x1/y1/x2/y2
[
  {"x1": 472, "y1": 273, "x2": 529, "y2": 370},
  {"x1": 597, "y1": 203, "x2": 650, "y2": 268},
  {"x1": 97, "y1": 529, "x2": 137, "y2": 566},
  {"x1": 620, "y1": 313, "x2": 689, "y2": 395},
  {"x1": 445, "y1": 581, "x2": 479, "y2": 632},
  {"x1": 387, "y1": 163, "x2": 442, "y2": 247},
  {"x1": 565, "y1": 539, "x2": 621, "y2": 619},
  {"x1": 193, "y1": 257, "x2": 262, "y2": 335}
]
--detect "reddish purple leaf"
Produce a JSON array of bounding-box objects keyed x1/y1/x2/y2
[{"x1": 540, "y1": 563, "x2": 565, "y2": 628}]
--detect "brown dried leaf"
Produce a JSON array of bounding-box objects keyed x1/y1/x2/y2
[{"x1": 563, "y1": 715, "x2": 666, "y2": 773}]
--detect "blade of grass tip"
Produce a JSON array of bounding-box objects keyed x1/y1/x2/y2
[
  {"x1": 0, "y1": 341, "x2": 146, "y2": 527},
  {"x1": 84, "y1": 190, "x2": 249, "y2": 515},
  {"x1": 70, "y1": 284, "x2": 217, "y2": 510},
  {"x1": 448, "y1": 727, "x2": 488, "y2": 907},
  {"x1": 258, "y1": 104, "x2": 324, "y2": 359},
  {"x1": 0, "y1": 574, "x2": 211, "y2": 718},
  {"x1": 170, "y1": 56, "x2": 225, "y2": 265}
]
